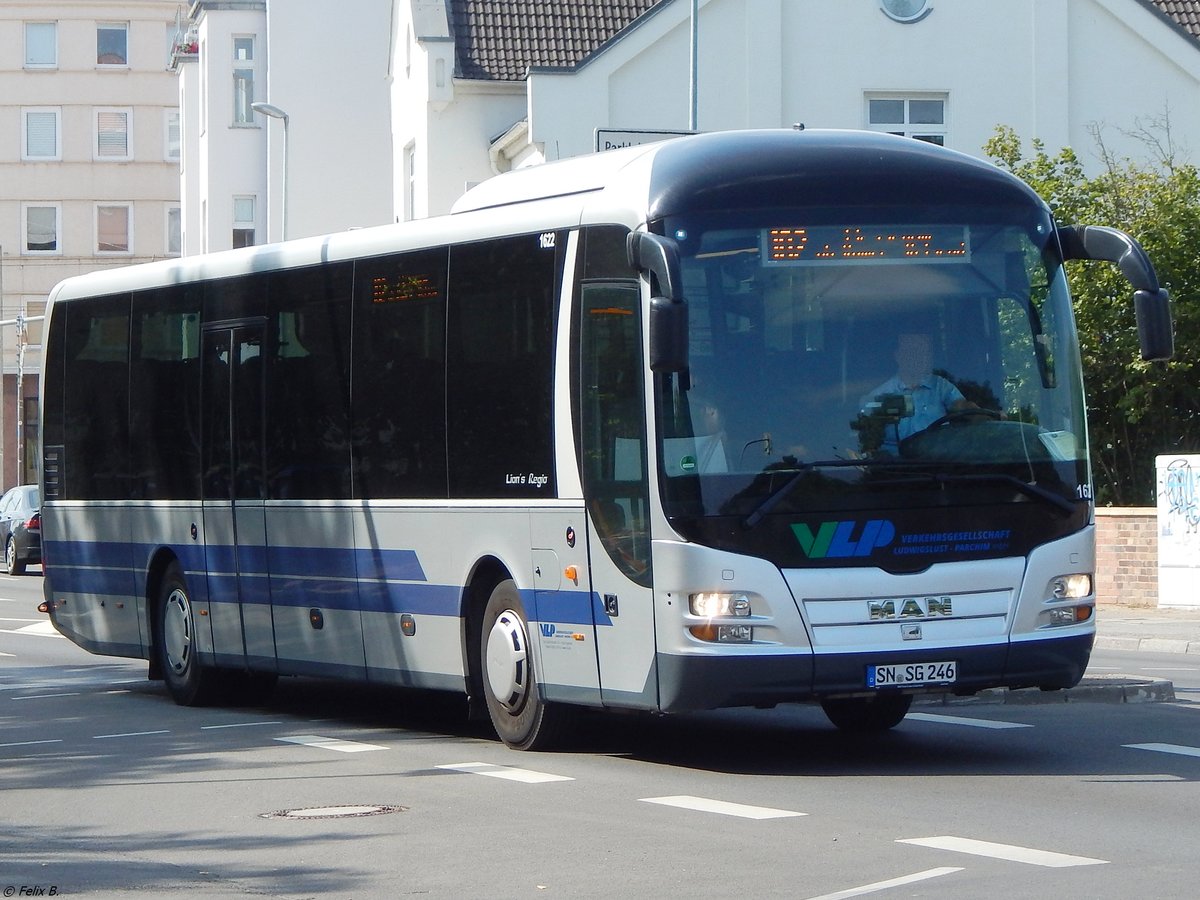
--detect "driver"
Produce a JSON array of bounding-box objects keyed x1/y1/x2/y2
[{"x1": 860, "y1": 331, "x2": 976, "y2": 454}]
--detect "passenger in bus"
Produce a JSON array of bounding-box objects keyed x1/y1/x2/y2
[{"x1": 858, "y1": 331, "x2": 977, "y2": 454}]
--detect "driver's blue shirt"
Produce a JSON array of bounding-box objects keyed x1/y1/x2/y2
[{"x1": 863, "y1": 374, "x2": 965, "y2": 452}]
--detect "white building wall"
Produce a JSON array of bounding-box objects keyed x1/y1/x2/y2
[
  {"x1": 264, "y1": 0, "x2": 393, "y2": 239},
  {"x1": 193, "y1": 4, "x2": 267, "y2": 253},
  {"x1": 393, "y1": 1, "x2": 524, "y2": 220}
]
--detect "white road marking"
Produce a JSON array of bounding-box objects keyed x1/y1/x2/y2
[
  {"x1": 639, "y1": 795, "x2": 806, "y2": 820},
  {"x1": 0, "y1": 651, "x2": 13, "y2": 657},
  {"x1": 1124, "y1": 742, "x2": 1200, "y2": 759},
  {"x1": 276, "y1": 734, "x2": 387, "y2": 753},
  {"x1": 803, "y1": 867, "x2": 963, "y2": 900},
  {"x1": 437, "y1": 761, "x2": 573, "y2": 783},
  {"x1": 898, "y1": 836, "x2": 1108, "y2": 867},
  {"x1": 0, "y1": 621, "x2": 61, "y2": 637},
  {"x1": 0, "y1": 739, "x2": 63, "y2": 748},
  {"x1": 12, "y1": 692, "x2": 81, "y2": 700},
  {"x1": 94, "y1": 730, "x2": 170, "y2": 739},
  {"x1": 907, "y1": 712, "x2": 1032, "y2": 730},
  {"x1": 201, "y1": 720, "x2": 283, "y2": 730},
  {"x1": 1139, "y1": 667, "x2": 1199, "y2": 672}
]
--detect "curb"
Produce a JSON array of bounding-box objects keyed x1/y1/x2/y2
[
  {"x1": 918, "y1": 674, "x2": 1175, "y2": 707},
  {"x1": 1094, "y1": 635, "x2": 1200, "y2": 655}
]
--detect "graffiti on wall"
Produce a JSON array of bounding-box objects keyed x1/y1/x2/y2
[{"x1": 1157, "y1": 454, "x2": 1200, "y2": 570}]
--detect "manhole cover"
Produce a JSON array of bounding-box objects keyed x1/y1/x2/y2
[{"x1": 262, "y1": 804, "x2": 407, "y2": 820}]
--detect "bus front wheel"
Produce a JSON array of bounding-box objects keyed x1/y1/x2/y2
[
  {"x1": 480, "y1": 579, "x2": 569, "y2": 750},
  {"x1": 156, "y1": 562, "x2": 219, "y2": 706},
  {"x1": 820, "y1": 693, "x2": 913, "y2": 732}
]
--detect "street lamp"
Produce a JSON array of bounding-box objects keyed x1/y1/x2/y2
[{"x1": 251, "y1": 101, "x2": 289, "y2": 240}]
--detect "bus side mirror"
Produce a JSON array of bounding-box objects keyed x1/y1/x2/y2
[
  {"x1": 1059, "y1": 224, "x2": 1174, "y2": 361},
  {"x1": 628, "y1": 232, "x2": 689, "y2": 372}
]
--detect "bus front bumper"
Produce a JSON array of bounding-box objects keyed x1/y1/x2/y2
[{"x1": 655, "y1": 632, "x2": 1094, "y2": 713}]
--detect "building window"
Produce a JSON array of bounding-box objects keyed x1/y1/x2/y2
[
  {"x1": 25, "y1": 22, "x2": 57, "y2": 68},
  {"x1": 232, "y1": 36, "x2": 255, "y2": 125},
  {"x1": 97, "y1": 204, "x2": 132, "y2": 253},
  {"x1": 165, "y1": 109, "x2": 181, "y2": 160},
  {"x1": 233, "y1": 196, "x2": 255, "y2": 248},
  {"x1": 98, "y1": 23, "x2": 128, "y2": 66},
  {"x1": 866, "y1": 94, "x2": 947, "y2": 145},
  {"x1": 22, "y1": 108, "x2": 61, "y2": 160},
  {"x1": 405, "y1": 144, "x2": 417, "y2": 221},
  {"x1": 95, "y1": 108, "x2": 133, "y2": 160},
  {"x1": 23, "y1": 204, "x2": 61, "y2": 254},
  {"x1": 167, "y1": 206, "x2": 182, "y2": 255}
]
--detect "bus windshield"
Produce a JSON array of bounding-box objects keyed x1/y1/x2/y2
[{"x1": 656, "y1": 205, "x2": 1090, "y2": 569}]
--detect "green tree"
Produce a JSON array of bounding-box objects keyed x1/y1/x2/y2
[{"x1": 985, "y1": 124, "x2": 1199, "y2": 506}]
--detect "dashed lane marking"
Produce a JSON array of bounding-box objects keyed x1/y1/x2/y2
[
  {"x1": 898, "y1": 836, "x2": 1108, "y2": 867},
  {"x1": 803, "y1": 867, "x2": 964, "y2": 900},
  {"x1": 907, "y1": 712, "x2": 1032, "y2": 730},
  {"x1": 94, "y1": 730, "x2": 171, "y2": 739},
  {"x1": 1, "y1": 621, "x2": 61, "y2": 637},
  {"x1": 437, "y1": 762, "x2": 573, "y2": 783},
  {"x1": 0, "y1": 739, "x2": 63, "y2": 749},
  {"x1": 276, "y1": 734, "x2": 388, "y2": 753},
  {"x1": 639, "y1": 795, "x2": 806, "y2": 820},
  {"x1": 1123, "y1": 742, "x2": 1200, "y2": 758}
]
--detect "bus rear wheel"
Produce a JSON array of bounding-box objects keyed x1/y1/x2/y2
[
  {"x1": 480, "y1": 579, "x2": 570, "y2": 750},
  {"x1": 820, "y1": 693, "x2": 913, "y2": 732},
  {"x1": 156, "y1": 562, "x2": 219, "y2": 706}
]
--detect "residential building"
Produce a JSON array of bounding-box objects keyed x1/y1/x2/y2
[
  {"x1": 393, "y1": 0, "x2": 1200, "y2": 216},
  {"x1": 0, "y1": 0, "x2": 181, "y2": 487},
  {"x1": 173, "y1": 0, "x2": 393, "y2": 252}
]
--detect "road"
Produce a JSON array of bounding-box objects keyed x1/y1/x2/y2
[{"x1": 3, "y1": 570, "x2": 1199, "y2": 899}]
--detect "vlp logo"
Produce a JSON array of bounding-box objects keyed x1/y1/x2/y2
[
  {"x1": 539, "y1": 623, "x2": 557, "y2": 637},
  {"x1": 791, "y1": 520, "x2": 896, "y2": 559}
]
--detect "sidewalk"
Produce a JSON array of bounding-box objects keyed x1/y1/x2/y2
[{"x1": 1095, "y1": 603, "x2": 1200, "y2": 655}]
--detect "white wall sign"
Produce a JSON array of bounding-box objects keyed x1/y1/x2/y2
[
  {"x1": 1156, "y1": 454, "x2": 1200, "y2": 608},
  {"x1": 594, "y1": 128, "x2": 692, "y2": 153}
]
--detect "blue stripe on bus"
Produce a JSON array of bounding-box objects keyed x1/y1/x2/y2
[{"x1": 46, "y1": 539, "x2": 605, "y2": 626}]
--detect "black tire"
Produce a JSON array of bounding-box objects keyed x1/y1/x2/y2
[
  {"x1": 155, "y1": 562, "x2": 220, "y2": 706},
  {"x1": 820, "y1": 693, "x2": 913, "y2": 732},
  {"x1": 479, "y1": 579, "x2": 571, "y2": 750},
  {"x1": 6, "y1": 537, "x2": 25, "y2": 576}
]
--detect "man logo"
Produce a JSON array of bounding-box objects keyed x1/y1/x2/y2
[
  {"x1": 868, "y1": 597, "x2": 954, "y2": 620},
  {"x1": 792, "y1": 520, "x2": 896, "y2": 558}
]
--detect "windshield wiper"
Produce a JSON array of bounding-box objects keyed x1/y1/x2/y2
[
  {"x1": 742, "y1": 459, "x2": 872, "y2": 528},
  {"x1": 931, "y1": 472, "x2": 1078, "y2": 514}
]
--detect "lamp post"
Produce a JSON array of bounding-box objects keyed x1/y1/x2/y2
[{"x1": 251, "y1": 101, "x2": 290, "y2": 240}]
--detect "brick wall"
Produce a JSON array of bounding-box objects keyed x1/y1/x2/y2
[{"x1": 1095, "y1": 508, "x2": 1158, "y2": 607}]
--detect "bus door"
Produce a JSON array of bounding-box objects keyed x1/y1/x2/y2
[
  {"x1": 201, "y1": 321, "x2": 275, "y2": 671},
  {"x1": 579, "y1": 279, "x2": 659, "y2": 710}
]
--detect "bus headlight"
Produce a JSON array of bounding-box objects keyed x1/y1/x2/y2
[
  {"x1": 688, "y1": 592, "x2": 753, "y2": 643},
  {"x1": 1050, "y1": 573, "x2": 1093, "y2": 601},
  {"x1": 689, "y1": 592, "x2": 751, "y2": 618}
]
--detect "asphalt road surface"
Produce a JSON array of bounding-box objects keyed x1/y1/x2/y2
[{"x1": 3, "y1": 571, "x2": 1198, "y2": 899}]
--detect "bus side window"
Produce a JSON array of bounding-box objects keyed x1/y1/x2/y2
[
  {"x1": 351, "y1": 248, "x2": 448, "y2": 499},
  {"x1": 63, "y1": 294, "x2": 131, "y2": 499},
  {"x1": 130, "y1": 287, "x2": 202, "y2": 500},
  {"x1": 446, "y1": 234, "x2": 559, "y2": 499}
]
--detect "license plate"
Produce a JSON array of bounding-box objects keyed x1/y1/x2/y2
[{"x1": 868, "y1": 660, "x2": 956, "y2": 688}]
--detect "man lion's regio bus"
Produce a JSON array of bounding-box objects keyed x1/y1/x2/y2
[{"x1": 40, "y1": 130, "x2": 1172, "y2": 748}]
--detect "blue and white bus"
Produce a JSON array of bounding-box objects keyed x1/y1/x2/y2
[{"x1": 40, "y1": 129, "x2": 1172, "y2": 748}]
